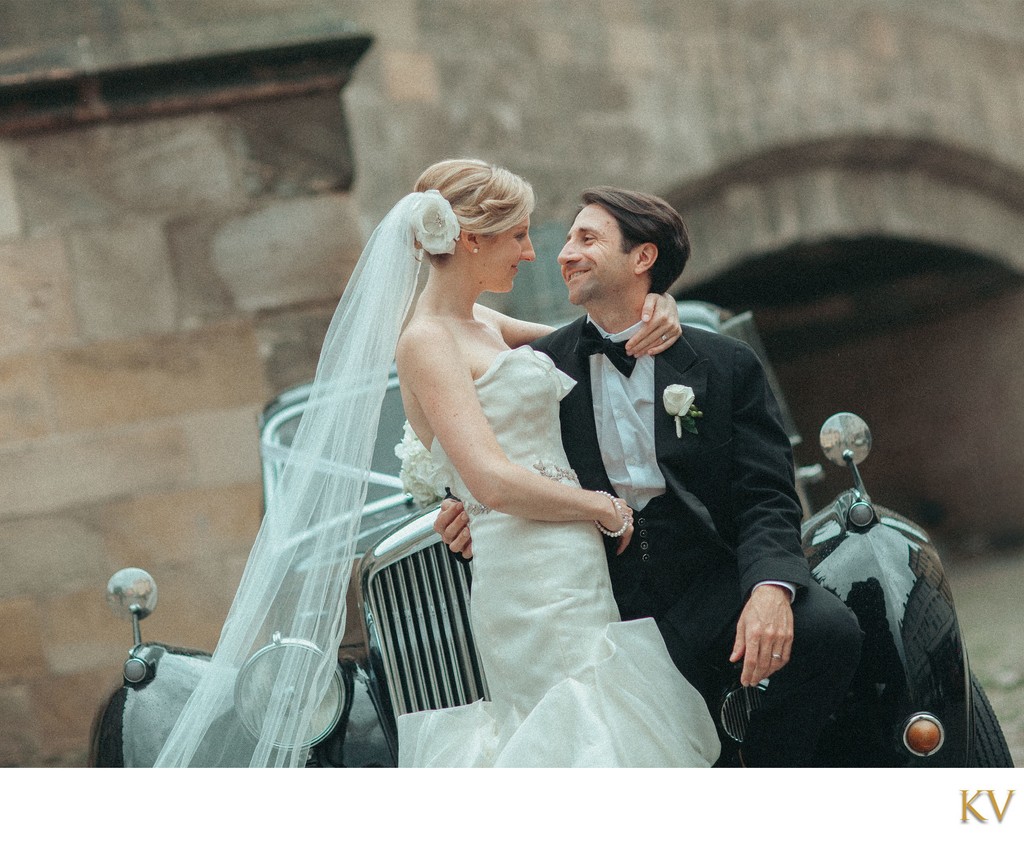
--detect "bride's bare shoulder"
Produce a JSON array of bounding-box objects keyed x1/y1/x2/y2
[
  {"x1": 473, "y1": 303, "x2": 550, "y2": 347},
  {"x1": 397, "y1": 315, "x2": 457, "y2": 368},
  {"x1": 401, "y1": 311, "x2": 448, "y2": 340}
]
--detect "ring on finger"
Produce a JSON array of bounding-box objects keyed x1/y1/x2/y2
[{"x1": 771, "y1": 652, "x2": 782, "y2": 659}]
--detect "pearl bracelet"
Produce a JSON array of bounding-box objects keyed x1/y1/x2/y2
[{"x1": 594, "y1": 490, "x2": 631, "y2": 538}]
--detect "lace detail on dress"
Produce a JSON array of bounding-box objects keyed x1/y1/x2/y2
[
  {"x1": 532, "y1": 460, "x2": 579, "y2": 484},
  {"x1": 461, "y1": 461, "x2": 579, "y2": 517}
]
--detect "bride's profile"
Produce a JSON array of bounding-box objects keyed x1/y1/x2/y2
[{"x1": 155, "y1": 158, "x2": 718, "y2": 767}]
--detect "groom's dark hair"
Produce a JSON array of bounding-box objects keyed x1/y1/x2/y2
[{"x1": 579, "y1": 187, "x2": 690, "y2": 294}]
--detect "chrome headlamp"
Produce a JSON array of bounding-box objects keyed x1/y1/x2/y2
[{"x1": 235, "y1": 633, "x2": 346, "y2": 748}]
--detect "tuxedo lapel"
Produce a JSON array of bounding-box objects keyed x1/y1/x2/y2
[
  {"x1": 653, "y1": 339, "x2": 706, "y2": 451},
  {"x1": 653, "y1": 340, "x2": 730, "y2": 553},
  {"x1": 543, "y1": 319, "x2": 614, "y2": 492}
]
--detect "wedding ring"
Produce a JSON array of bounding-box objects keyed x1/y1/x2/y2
[
  {"x1": 661, "y1": 334, "x2": 667, "y2": 342},
  {"x1": 771, "y1": 653, "x2": 782, "y2": 659}
]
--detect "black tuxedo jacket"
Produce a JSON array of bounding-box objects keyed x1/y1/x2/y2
[{"x1": 531, "y1": 317, "x2": 812, "y2": 662}]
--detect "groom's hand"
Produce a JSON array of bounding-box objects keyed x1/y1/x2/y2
[
  {"x1": 729, "y1": 584, "x2": 793, "y2": 686},
  {"x1": 434, "y1": 497, "x2": 473, "y2": 559}
]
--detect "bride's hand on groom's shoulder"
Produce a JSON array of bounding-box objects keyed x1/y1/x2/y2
[{"x1": 625, "y1": 292, "x2": 682, "y2": 357}]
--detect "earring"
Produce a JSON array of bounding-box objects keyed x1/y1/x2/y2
[{"x1": 473, "y1": 248, "x2": 479, "y2": 253}]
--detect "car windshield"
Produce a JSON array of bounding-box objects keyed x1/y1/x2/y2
[{"x1": 258, "y1": 365, "x2": 418, "y2": 549}]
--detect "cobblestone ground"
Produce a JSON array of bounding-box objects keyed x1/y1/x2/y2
[{"x1": 945, "y1": 551, "x2": 1023, "y2": 766}]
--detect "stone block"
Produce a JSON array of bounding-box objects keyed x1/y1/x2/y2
[
  {"x1": 418, "y1": 1, "x2": 538, "y2": 62},
  {"x1": 9, "y1": 118, "x2": 245, "y2": 237},
  {"x1": 227, "y1": 92, "x2": 356, "y2": 197},
  {"x1": 0, "y1": 142, "x2": 23, "y2": 240},
  {"x1": 164, "y1": 215, "x2": 236, "y2": 329},
  {"x1": 43, "y1": 587, "x2": 134, "y2": 677},
  {"x1": 99, "y1": 115, "x2": 247, "y2": 214},
  {"x1": 0, "y1": 423, "x2": 188, "y2": 519},
  {"x1": 168, "y1": 194, "x2": 363, "y2": 315},
  {"x1": 0, "y1": 354, "x2": 51, "y2": 443},
  {"x1": 253, "y1": 305, "x2": 334, "y2": 394},
  {"x1": 47, "y1": 321, "x2": 267, "y2": 432},
  {"x1": 344, "y1": 0, "x2": 419, "y2": 49},
  {"x1": 140, "y1": 560, "x2": 247, "y2": 654},
  {"x1": 0, "y1": 511, "x2": 108, "y2": 603},
  {"x1": 99, "y1": 482, "x2": 262, "y2": 579},
  {"x1": 8, "y1": 132, "x2": 120, "y2": 235},
  {"x1": 381, "y1": 50, "x2": 440, "y2": 104},
  {"x1": 607, "y1": 23, "x2": 664, "y2": 71},
  {"x1": 0, "y1": 235, "x2": 77, "y2": 357},
  {"x1": 0, "y1": 597, "x2": 47, "y2": 681},
  {"x1": 181, "y1": 405, "x2": 263, "y2": 490},
  {"x1": 0, "y1": 684, "x2": 40, "y2": 766},
  {"x1": 67, "y1": 218, "x2": 177, "y2": 342}
]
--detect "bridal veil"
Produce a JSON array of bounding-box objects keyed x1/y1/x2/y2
[{"x1": 155, "y1": 191, "x2": 456, "y2": 766}]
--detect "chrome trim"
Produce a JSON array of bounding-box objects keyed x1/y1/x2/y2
[
  {"x1": 258, "y1": 369, "x2": 404, "y2": 509},
  {"x1": 880, "y1": 516, "x2": 931, "y2": 543},
  {"x1": 234, "y1": 633, "x2": 346, "y2": 748},
  {"x1": 719, "y1": 681, "x2": 768, "y2": 742},
  {"x1": 360, "y1": 509, "x2": 489, "y2": 718},
  {"x1": 365, "y1": 508, "x2": 451, "y2": 561}
]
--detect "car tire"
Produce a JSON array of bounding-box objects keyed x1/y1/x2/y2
[{"x1": 968, "y1": 671, "x2": 1014, "y2": 767}]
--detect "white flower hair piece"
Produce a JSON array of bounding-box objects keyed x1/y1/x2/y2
[
  {"x1": 394, "y1": 420, "x2": 449, "y2": 507},
  {"x1": 409, "y1": 189, "x2": 460, "y2": 255},
  {"x1": 663, "y1": 384, "x2": 702, "y2": 437}
]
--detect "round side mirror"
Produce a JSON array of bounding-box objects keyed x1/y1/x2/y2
[
  {"x1": 106, "y1": 568, "x2": 158, "y2": 620},
  {"x1": 819, "y1": 413, "x2": 872, "y2": 467}
]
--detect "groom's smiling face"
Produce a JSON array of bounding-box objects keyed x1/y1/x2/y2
[{"x1": 558, "y1": 204, "x2": 636, "y2": 309}]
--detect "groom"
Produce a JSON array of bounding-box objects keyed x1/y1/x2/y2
[{"x1": 438, "y1": 187, "x2": 862, "y2": 766}]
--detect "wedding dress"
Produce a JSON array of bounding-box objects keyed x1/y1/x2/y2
[{"x1": 397, "y1": 346, "x2": 721, "y2": 767}]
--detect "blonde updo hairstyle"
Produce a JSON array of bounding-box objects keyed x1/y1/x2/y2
[{"x1": 414, "y1": 159, "x2": 535, "y2": 264}]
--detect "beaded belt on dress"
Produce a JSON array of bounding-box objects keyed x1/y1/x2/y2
[{"x1": 462, "y1": 460, "x2": 579, "y2": 515}]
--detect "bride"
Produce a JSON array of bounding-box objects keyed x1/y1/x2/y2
[
  {"x1": 154, "y1": 158, "x2": 718, "y2": 767},
  {"x1": 395, "y1": 161, "x2": 718, "y2": 766}
]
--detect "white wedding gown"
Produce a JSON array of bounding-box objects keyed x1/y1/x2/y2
[{"x1": 397, "y1": 347, "x2": 721, "y2": 767}]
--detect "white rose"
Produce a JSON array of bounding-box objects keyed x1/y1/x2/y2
[
  {"x1": 394, "y1": 420, "x2": 448, "y2": 507},
  {"x1": 663, "y1": 384, "x2": 696, "y2": 438},
  {"x1": 663, "y1": 384, "x2": 695, "y2": 417},
  {"x1": 409, "y1": 189, "x2": 460, "y2": 255}
]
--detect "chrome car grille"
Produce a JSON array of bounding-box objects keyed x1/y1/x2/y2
[
  {"x1": 719, "y1": 681, "x2": 767, "y2": 742},
  {"x1": 361, "y1": 512, "x2": 489, "y2": 718}
]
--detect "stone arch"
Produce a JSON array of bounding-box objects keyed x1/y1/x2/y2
[
  {"x1": 666, "y1": 135, "x2": 1024, "y2": 290},
  {"x1": 661, "y1": 136, "x2": 1024, "y2": 545}
]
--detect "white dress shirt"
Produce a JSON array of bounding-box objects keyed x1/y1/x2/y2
[
  {"x1": 589, "y1": 320, "x2": 665, "y2": 511},
  {"x1": 587, "y1": 318, "x2": 795, "y2": 601}
]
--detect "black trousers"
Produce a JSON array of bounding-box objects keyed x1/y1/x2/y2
[
  {"x1": 608, "y1": 494, "x2": 863, "y2": 766},
  {"x1": 659, "y1": 578, "x2": 863, "y2": 767}
]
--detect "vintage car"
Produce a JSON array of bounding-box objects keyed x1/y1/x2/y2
[{"x1": 90, "y1": 303, "x2": 1013, "y2": 768}]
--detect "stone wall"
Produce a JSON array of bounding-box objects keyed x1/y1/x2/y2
[
  {"x1": 0, "y1": 15, "x2": 369, "y2": 762},
  {"x1": 0, "y1": 0, "x2": 1022, "y2": 766}
]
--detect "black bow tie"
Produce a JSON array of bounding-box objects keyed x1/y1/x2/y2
[{"x1": 578, "y1": 320, "x2": 636, "y2": 377}]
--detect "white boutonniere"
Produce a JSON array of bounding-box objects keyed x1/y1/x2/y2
[
  {"x1": 663, "y1": 384, "x2": 703, "y2": 437},
  {"x1": 394, "y1": 420, "x2": 448, "y2": 506},
  {"x1": 409, "y1": 189, "x2": 460, "y2": 255}
]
